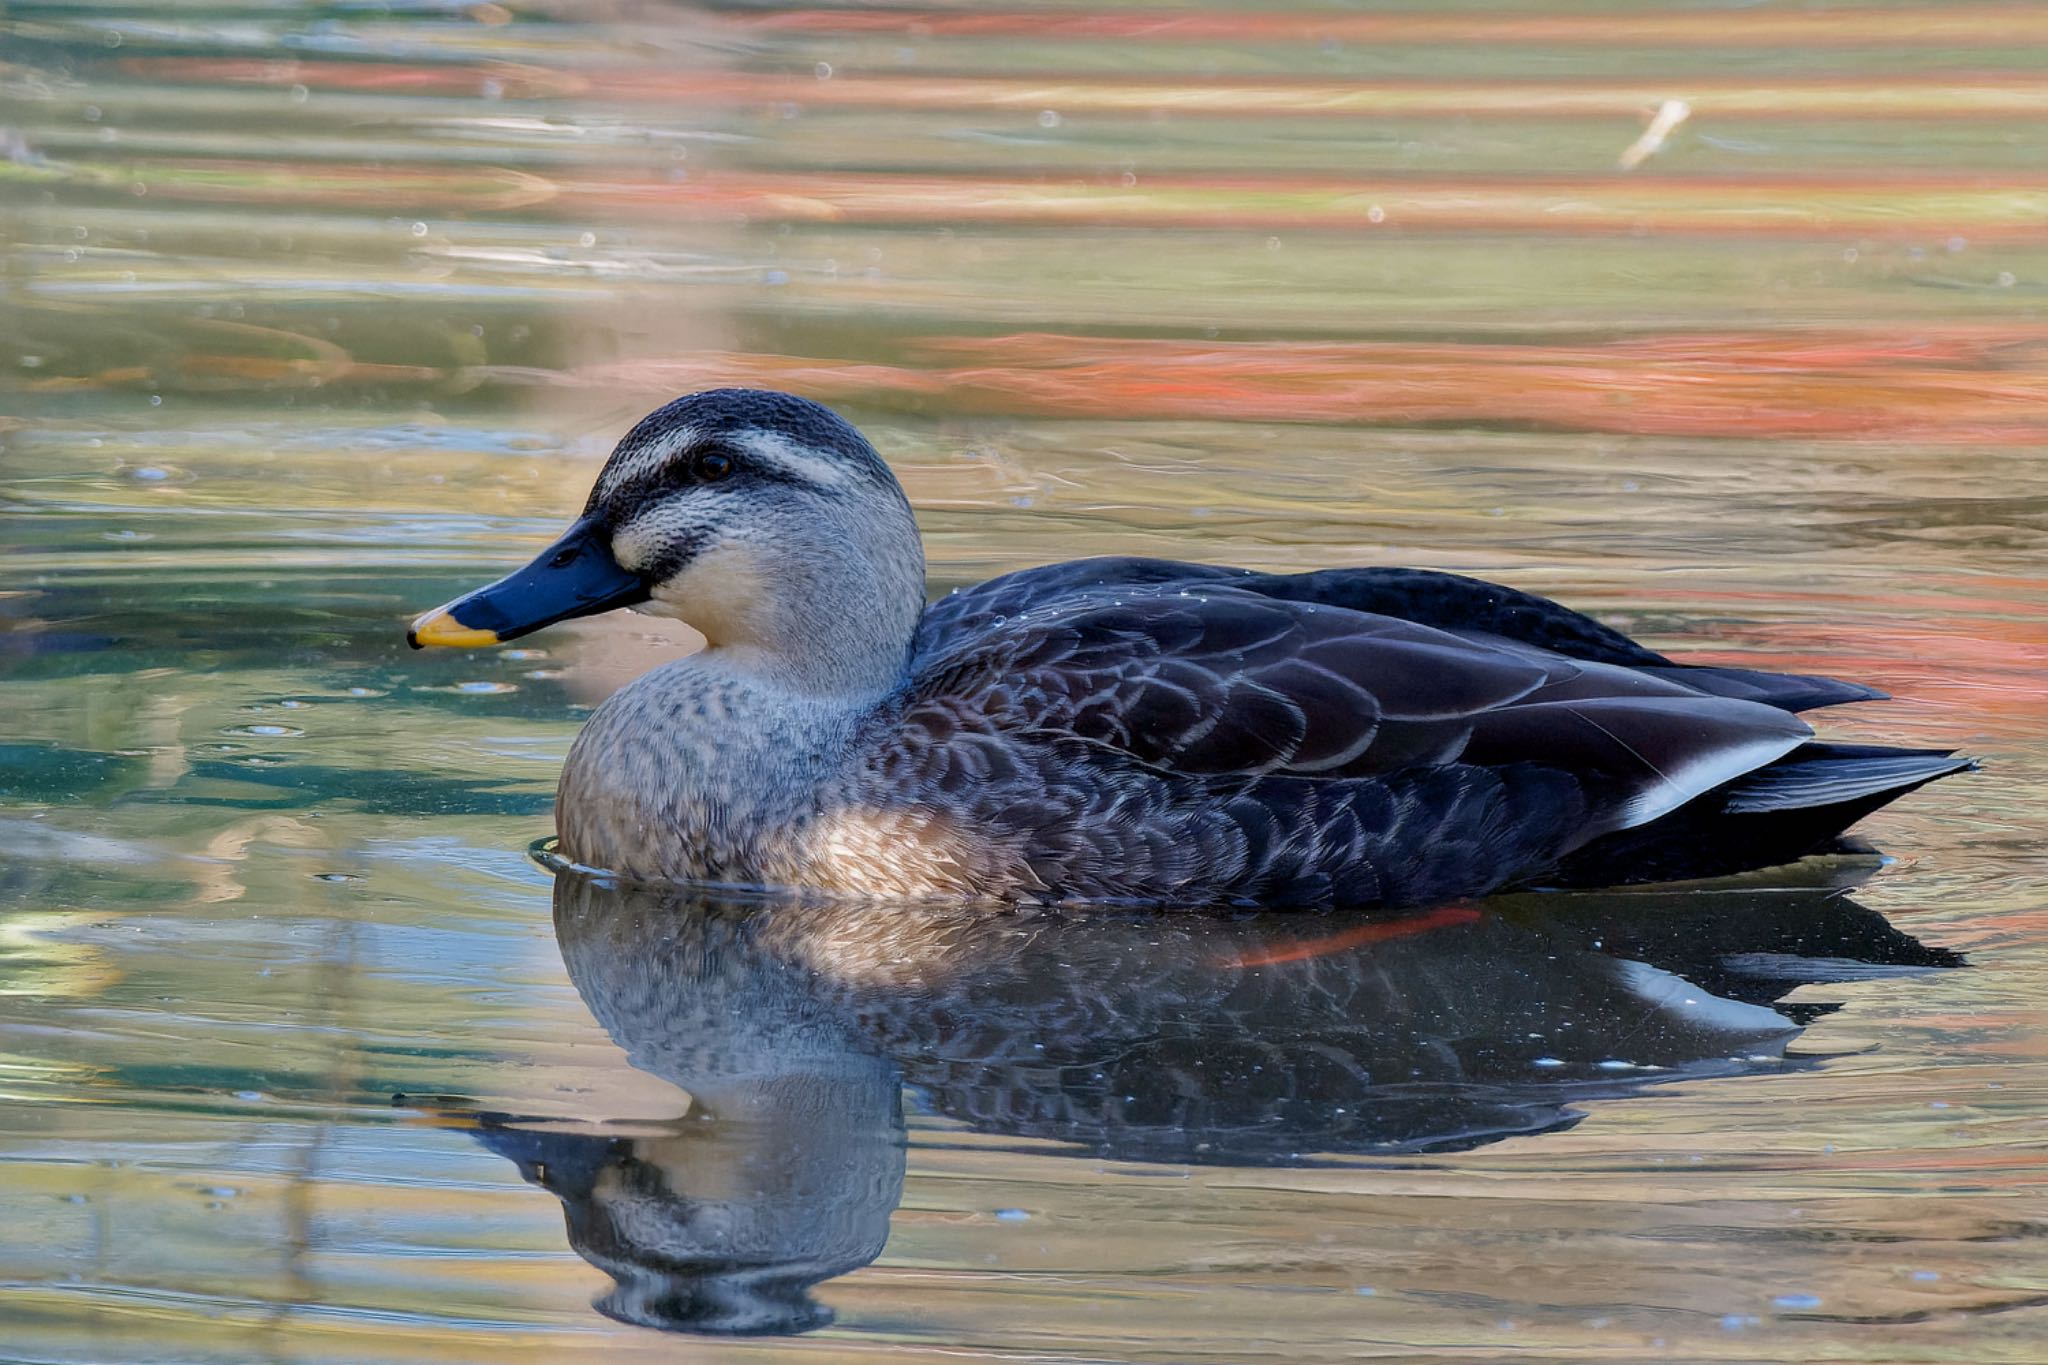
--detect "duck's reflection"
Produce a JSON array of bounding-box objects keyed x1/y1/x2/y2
[{"x1": 475, "y1": 864, "x2": 1957, "y2": 1335}]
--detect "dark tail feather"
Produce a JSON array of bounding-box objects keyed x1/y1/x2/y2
[
  {"x1": 1723, "y1": 743, "x2": 1976, "y2": 813},
  {"x1": 1545, "y1": 742, "x2": 1976, "y2": 888},
  {"x1": 1641, "y1": 665, "x2": 1889, "y2": 712}
]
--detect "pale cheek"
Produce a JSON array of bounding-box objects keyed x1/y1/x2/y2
[
  {"x1": 609, "y1": 527, "x2": 655, "y2": 574},
  {"x1": 647, "y1": 543, "x2": 767, "y2": 644}
]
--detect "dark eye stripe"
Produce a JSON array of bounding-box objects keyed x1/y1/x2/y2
[{"x1": 605, "y1": 442, "x2": 834, "y2": 513}]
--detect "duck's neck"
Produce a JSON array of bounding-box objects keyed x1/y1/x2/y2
[{"x1": 642, "y1": 510, "x2": 927, "y2": 698}]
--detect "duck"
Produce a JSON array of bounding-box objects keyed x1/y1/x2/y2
[{"x1": 407, "y1": 387, "x2": 1971, "y2": 905}]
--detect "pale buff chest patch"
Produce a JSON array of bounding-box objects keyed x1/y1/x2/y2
[{"x1": 790, "y1": 805, "x2": 1013, "y2": 899}]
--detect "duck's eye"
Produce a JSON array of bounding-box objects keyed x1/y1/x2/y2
[{"x1": 692, "y1": 450, "x2": 735, "y2": 483}]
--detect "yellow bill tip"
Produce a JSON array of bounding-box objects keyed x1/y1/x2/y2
[{"x1": 407, "y1": 607, "x2": 500, "y2": 649}]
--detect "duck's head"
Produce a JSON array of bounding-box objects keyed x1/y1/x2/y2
[{"x1": 408, "y1": 389, "x2": 925, "y2": 692}]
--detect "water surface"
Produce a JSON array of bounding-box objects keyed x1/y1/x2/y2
[{"x1": 3, "y1": 2, "x2": 2047, "y2": 1360}]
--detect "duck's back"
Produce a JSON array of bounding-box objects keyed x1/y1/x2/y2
[{"x1": 845, "y1": 558, "x2": 1966, "y2": 905}]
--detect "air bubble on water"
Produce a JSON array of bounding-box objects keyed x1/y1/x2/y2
[
  {"x1": 1997, "y1": 271, "x2": 2016, "y2": 287},
  {"x1": 815, "y1": 62, "x2": 833, "y2": 80},
  {"x1": 1773, "y1": 1294, "x2": 1820, "y2": 1310},
  {"x1": 290, "y1": 83, "x2": 310, "y2": 102},
  {"x1": 411, "y1": 221, "x2": 429, "y2": 237},
  {"x1": 993, "y1": 1208, "x2": 1030, "y2": 1222},
  {"x1": 579, "y1": 231, "x2": 597, "y2": 247},
  {"x1": 1532, "y1": 1057, "x2": 1566, "y2": 1069},
  {"x1": 1367, "y1": 205, "x2": 1385, "y2": 224},
  {"x1": 1037, "y1": 110, "x2": 1061, "y2": 128},
  {"x1": 224, "y1": 724, "x2": 304, "y2": 738},
  {"x1": 1910, "y1": 1270, "x2": 1940, "y2": 1282}
]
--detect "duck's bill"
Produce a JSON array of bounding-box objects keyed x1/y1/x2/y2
[{"x1": 407, "y1": 517, "x2": 649, "y2": 649}]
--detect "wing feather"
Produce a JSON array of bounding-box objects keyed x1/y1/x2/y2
[
  {"x1": 920, "y1": 557, "x2": 1878, "y2": 716},
  {"x1": 906, "y1": 579, "x2": 1812, "y2": 841},
  {"x1": 859, "y1": 562, "x2": 1864, "y2": 906}
]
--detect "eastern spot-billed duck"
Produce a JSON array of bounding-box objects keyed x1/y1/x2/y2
[{"x1": 408, "y1": 388, "x2": 1970, "y2": 905}]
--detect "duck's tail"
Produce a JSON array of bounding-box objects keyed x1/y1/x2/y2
[
  {"x1": 1545, "y1": 742, "x2": 1976, "y2": 888},
  {"x1": 1720, "y1": 742, "x2": 1976, "y2": 813}
]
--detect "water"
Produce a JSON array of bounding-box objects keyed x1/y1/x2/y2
[{"x1": 3, "y1": 1, "x2": 2047, "y2": 1359}]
